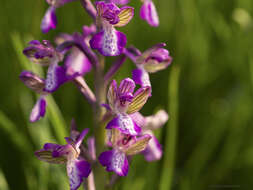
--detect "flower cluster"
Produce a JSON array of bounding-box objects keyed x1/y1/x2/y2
[{"x1": 19, "y1": 0, "x2": 172, "y2": 189}]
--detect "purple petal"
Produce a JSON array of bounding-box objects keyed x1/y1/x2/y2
[
  {"x1": 106, "y1": 114, "x2": 141, "y2": 135},
  {"x1": 82, "y1": 24, "x2": 96, "y2": 36},
  {"x1": 130, "y1": 112, "x2": 146, "y2": 127},
  {"x1": 142, "y1": 131, "x2": 162, "y2": 161},
  {"x1": 110, "y1": 0, "x2": 129, "y2": 5},
  {"x1": 132, "y1": 68, "x2": 151, "y2": 87},
  {"x1": 41, "y1": 6, "x2": 57, "y2": 33},
  {"x1": 44, "y1": 63, "x2": 67, "y2": 93},
  {"x1": 19, "y1": 71, "x2": 45, "y2": 94},
  {"x1": 90, "y1": 29, "x2": 127, "y2": 56},
  {"x1": 67, "y1": 159, "x2": 91, "y2": 190},
  {"x1": 118, "y1": 78, "x2": 135, "y2": 95},
  {"x1": 140, "y1": 0, "x2": 159, "y2": 27},
  {"x1": 99, "y1": 149, "x2": 128, "y2": 176},
  {"x1": 75, "y1": 128, "x2": 89, "y2": 148},
  {"x1": 30, "y1": 96, "x2": 47, "y2": 122},
  {"x1": 64, "y1": 48, "x2": 92, "y2": 77},
  {"x1": 43, "y1": 143, "x2": 62, "y2": 151}
]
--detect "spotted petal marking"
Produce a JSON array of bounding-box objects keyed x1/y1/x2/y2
[
  {"x1": 127, "y1": 87, "x2": 151, "y2": 114},
  {"x1": 114, "y1": 7, "x2": 134, "y2": 27}
]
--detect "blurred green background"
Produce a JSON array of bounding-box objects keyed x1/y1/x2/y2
[{"x1": 1, "y1": 0, "x2": 253, "y2": 189}]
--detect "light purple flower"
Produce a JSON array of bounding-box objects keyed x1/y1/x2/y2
[
  {"x1": 90, "y1": 1, "x2": 134, "y2": 56},
  {"x1": 99, "y1": 128, "x2": 151, "y2": 176},
  {"x1": 125, "y1": 43, "x2": 172, "y2": 88},
  {"x1": 21, "y1": 40, "x2": 91, "y2": 122},
  {"x1": 35, "y1": 128, "x2": 91, "y2": 190},
  {"x1": 106, "y1": 78, "x2": 151, "y2": 135},
  {"x1": 130, "y1": 110, "x2": 169, "y2": 161},
  {"x1": 140, "y1": 0, "x2": 159, "y2": 27},
  {"x1": 41, "y1": 0, "x2": 76, "y2": 33}
]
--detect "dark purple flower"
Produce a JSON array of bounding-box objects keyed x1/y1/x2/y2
[
  {"x1": 35, "y1": 128, "x2": 91, "y2": 190},
  {"x1": 99, "y1": 128, "x2": 151, "y2": 176},
  {"x1": 41, "y1": 0, "x2": 76, "y2": 33},
  {"x1": 126, "y1": 43, "x2": 172, "y2": 88},
  {"x1": 130, "y1": 110, "x2": 168, "y2": 161},
  {"x1": 90, "y1": 1, "x2": 134, "y2": 56},
  {"x1": 21, "y1": 40, "x2": 91, "y2": 122},
  {"x1": 140, "y1": 0, "x2": 159, "y2": 27},
  {"x1": 106, "y1": 78, "x2": 151, "y2": 135}
]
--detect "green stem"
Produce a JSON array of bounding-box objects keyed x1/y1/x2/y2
[
  {"x1": 160, "y1": 65, "x2": 180, "y2": 190},
  {"x1": 92, "y1": 55, "x2": 108, "y2": 189}
]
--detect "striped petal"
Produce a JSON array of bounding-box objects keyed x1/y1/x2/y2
[
  {"x1": 114, "y1": 7, "x2": 134, "y2": 27},
  {"x1": 19, "y1": 71, "x2": 45, "y2": 94},
  {"x1": 124, "y1": 134, "x2": 151, "y2": 155},
  {"x1": 127, "y1": 86, "x2": 151, "y2": 114}
]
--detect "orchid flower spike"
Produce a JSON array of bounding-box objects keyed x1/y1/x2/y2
[
  {"x1": 99, "y1": 128, "x2": 151, "y2": 176},
  {"x1": 90, "y1": 1, "x2": 134, "y2": 56},
  {"x1": 106, "y1": 78, "x2": 151, "y2": 135},
  {"x1": 140, "y1": 0, "x2": 159, "y2": 27},
  {"x1": 41, "y1": 0, "x2": 76, "y2": 33},
  {"x1": 131, "y1": 110, "x2": 169, "y2": 161},
  {"x1": 125, "y1": 43, "x2": 172, "y2": 88},
  {"x1": 20, "y1": 40, "x2": 91, "y2": 122}
]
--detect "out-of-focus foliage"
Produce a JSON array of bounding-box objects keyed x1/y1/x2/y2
[{"x1": 1, "y1": 0, "x2": 253, "y2": 189}]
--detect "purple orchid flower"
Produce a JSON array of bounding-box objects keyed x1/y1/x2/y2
[
  {"x1": 41, "y1": 0, "x2": 76, "y2": 33},
  {"x1": 99, "y1": 128, "x2": 151, "y2": 176},
  {"x1": 20, "y1": 40, "x2": 91, "y2": 122},
  {"x1": 35, "y1": 128, "x2": 91, "y2": 190},
  {"x1": 140, "y1": 0, "x2": 159, "y2": 27},
  {"x1": 106, "y1": 78, "x2": 151, "y2": 135},
  {"x1": 125, "y1": 43, "x2": 172, "y2": 88},
  {"x1": 130, "y1": 110, "x2": 168, "y2": 161},
  {"x1": 90, "y1": 1, "x2": 134, "y2": 56}
]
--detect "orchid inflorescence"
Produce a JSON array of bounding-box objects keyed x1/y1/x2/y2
[{"x1": 19, "y1": 0, "x2": 172, "y2": 189}]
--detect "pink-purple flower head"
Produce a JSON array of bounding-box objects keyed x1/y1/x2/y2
[
  {"x1": 41, "y1": 0, "x2": 76, "y2": 33},
  {"x1": 99, "y1": 128, "x2": 151, "y2": 176},
  {"x1": 131, "y1": 110, "x2": 168, "y2": 161},
  {"x1": 35, "y1": 128, "x2": 91, "y2": 190},
  {"x1": 127, "y1": 43, "x2": 172, "y2": 88},
  {"x1": 140, "y1": 0, "x2": 159, "y2": 27},
  {"x1": 106, "y1": 78, "x2": 151, "y2": 135},
  {"x1": 20, "y1": 40, "x2": 91, "y2": 122},
  {"x1": 90, "y1": 1, "x2": 134, "y2": 56}
]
